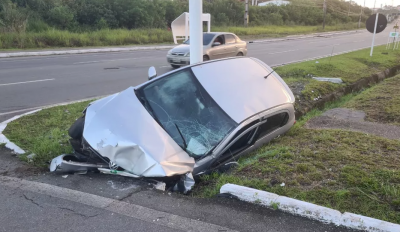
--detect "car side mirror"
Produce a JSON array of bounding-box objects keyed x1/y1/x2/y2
[
  {"x1": 148, "y1": 66, "x2": 157, "y2": 80},
  {"x1": 212, "y1": 42, "x2": 221, "y2": 47}
]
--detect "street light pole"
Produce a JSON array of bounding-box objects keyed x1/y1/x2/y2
[
  {"x1": 358, "y1": 0, "x2": 364, "y2": 28},
  {"x1": 189, "y1": 0, "x2": 203, "y2": 64},
  {"x1": 244, "y1": 0, "x2": 249, "y2": 27},
  {"x1": 323, "y1": 0, "x2": 327, "y2": 30}
]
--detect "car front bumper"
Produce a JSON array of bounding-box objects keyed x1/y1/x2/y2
[{"x1": 166, "y1": 55, "x2": 190, "y2": 66}]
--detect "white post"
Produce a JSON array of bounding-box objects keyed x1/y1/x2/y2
[
  {"x1": 370, "y1": 13, "x2": 379, "y2": 56},
  {"x1": 185, "y1": 14, "x2": 189, "y2": 41},
  {"x1": 189, "y1": 0, "x2": 203, "y2": 64}
]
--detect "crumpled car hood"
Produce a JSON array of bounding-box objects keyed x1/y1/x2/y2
[{"x1": 82, "y1": 87, "x2": 195, "y2": 177}]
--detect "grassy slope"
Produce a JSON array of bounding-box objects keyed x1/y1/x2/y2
[
  {"x1": 275, "y1": 46, "x2": 400, "y2": 109},
  {"x1": 3, "y1": 101, "x2": 91, "y2": 165},
  {"x1": 0, "y1": 23, "x2": 359, "y2": 49},
  {"x1": 195, "y1": 86, "x2": 400, "y2": 223},
  {"x1": 344, "y1": 75, "x2": 400, "y2": 126}
]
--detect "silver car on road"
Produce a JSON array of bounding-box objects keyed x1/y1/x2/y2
[{"x1": 166, "y1": 32, "x2": 248, "y2": 68}]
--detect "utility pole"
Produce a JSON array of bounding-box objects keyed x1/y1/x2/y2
[
  {"x1": 323, "y1": 0, "x2": 327, "y2": 30},
  {"x1": 347, "y1": 0, "x2": 351, "y2": 16},
  {"x1": 189, "y1": 0, "x2": 203, "y2": 64},
  {"x1": 244, "y1": 0, "x2": 249, "y2": 27},
  {"x1": 358, "y1": 0, "x2": 365, "y2": 28}
]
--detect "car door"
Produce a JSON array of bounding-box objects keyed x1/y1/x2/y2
[
  {"x1": 224, "y1": 34, "x2": 239, "y2": 57},
  {"x1": 211, "y1": 120, "x2": 261, "y2": 168},
  {"x1": 208, "y1": 35, "x2": 227, "y2": 59}
]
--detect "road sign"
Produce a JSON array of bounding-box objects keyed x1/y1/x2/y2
[
  {"x1": 389, "y1": 32, "x2": 399, "y2": 37},
  {"x1": 366, "y1": 13, "x2": 388, "y2": 34}
]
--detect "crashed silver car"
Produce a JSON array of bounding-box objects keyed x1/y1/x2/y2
[{"x1": 50, "y1": 57, "x2": 295, "y2": 191}]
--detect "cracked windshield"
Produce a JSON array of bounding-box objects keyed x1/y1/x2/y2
[{"x1": 139, "y1": 69, "x2": 237, "y2": 158}]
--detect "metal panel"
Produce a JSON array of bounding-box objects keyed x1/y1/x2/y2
[
  {"x1": 191, "y1": 57, "x2": 295, "y2": 123},
  {"x1": 82, "y1": 87, "x2": 195, "y2": 177}
]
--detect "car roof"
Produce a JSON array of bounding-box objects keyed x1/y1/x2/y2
[
  {"x1": 137, "y1": 57, "x2": 294, "y2": 124},
  {"x1": 191, "y1": 57, "x2": 294, "y2": 123},
  {"x1": 203, "y1": 32, "x2": 234, "y2": 36}
]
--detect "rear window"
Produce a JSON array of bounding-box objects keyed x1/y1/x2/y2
[
  {"x1": 183, "y1": 33, "x2": 216, "y2": 46},
  {"x1": 225, "y1": 34, "x2": 236, "y2": 44}
]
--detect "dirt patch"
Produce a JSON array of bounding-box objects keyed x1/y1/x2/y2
[
  {"x1": 306, "y1": 108, "x2": 400, "y2": 140},
  {"x1": 0, "y1": 147, "x2": 44, "y2": 178}
]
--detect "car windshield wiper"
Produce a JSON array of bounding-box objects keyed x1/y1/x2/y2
[
  {"x1": 174, "y1": 123, "x2": 197, "y2": 157},
  {"x1": 174, "y1": 123, "x2": 187, "y2": 149}
]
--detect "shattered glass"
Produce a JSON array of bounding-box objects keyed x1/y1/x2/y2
[{"x1": 137, "y1": 69, "x2": 237, "y2": 158}]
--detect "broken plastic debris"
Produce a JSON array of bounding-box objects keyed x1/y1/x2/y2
[
  {"x1": 312, "y1": 77, "x2": 343, "y2": 84},
  {"x1": 280, "y1": 183, "x2": 285, "y2": 187},
  {"x1": 154, "y1": 182, "x2": 166, "y2": 191},
  {"x1": 315, "y1": 61, "x2": 319, "y2": 63},
  {"x1": 98, "y1": 168, "x2": 140, "y2": 178},
  {"x1": 62, "y1": 175, "x2": 68, "y2": 178},
  {"x1": 173, "y1": 173, "x2": 195, "y2": 194},
  {"x1": 26, "y1": 153, "x2": 36, "y2": 162}
]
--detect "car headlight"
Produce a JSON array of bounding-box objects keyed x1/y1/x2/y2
[
  {"x1": 167, "y1": 50, "x2": 172, "y2": 55},
  {"x1": 184, "y1": 52, "x2": 190, "y2": 57}
]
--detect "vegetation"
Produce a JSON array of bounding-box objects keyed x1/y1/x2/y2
[
  {"x1": 274, "y1": 45, "x2": 400, "y2": 102},
  {"x1": 0, "y1": 0, "x2": 371, "y2": 49},
  {"x1": 344, "y1": 75, "x2": 400, "y2": 126},
  {"x1": 0, "y1": 24, "x2": 361, "y2": 49},
  {"x1": 195, "y1": 84, "x2": 400, "y2": 223}
]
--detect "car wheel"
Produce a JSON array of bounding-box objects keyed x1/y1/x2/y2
[
  {"x1": 68, "y1": 116, "x2": 85, "y2": 139},
  {"x1": 171, "y1": 64, "x2": 180, "y2": 69},
  {"x1": 236, "y1": 52, "x2": 244, "y2": 56},
  {"x1": 203, "y1": 55, "x2": 210, "y2": 61}
]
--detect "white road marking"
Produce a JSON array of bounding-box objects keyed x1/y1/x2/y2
[
  {"x1": 159, "y1": 65, "x2": 171, "y2": 68},
  {"x1": 0, "y1": 78, "x2": 54, "y2": 87},
  {"x1": 0, "y1": 176, "x2": 238, "y2": 232},
  {"x1": 353, "y1": 40, "x2": 365, "y2": 43},
  {"x1": 268, "y1": 49, "x2": 298, "y2": 55}
]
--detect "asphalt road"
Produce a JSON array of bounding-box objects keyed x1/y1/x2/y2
[
  {"x1": 0, "y1": 147, "x2": 355, "y2": 232},
  {"x1": 0, "y1": 26, "x2": 393, "y2": 122}
]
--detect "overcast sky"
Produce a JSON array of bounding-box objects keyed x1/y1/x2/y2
[{"x1": 350, "y1": 0, "x2": 400, "y2": 8}]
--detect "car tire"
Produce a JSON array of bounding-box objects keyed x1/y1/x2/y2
[
  {"x1": 203, "y1": 55, "x2": 210, "y2": 61},
  {"x1": 236, "y1": 52, "x2": 244, "y2": 56},
  {"x1": 68, "y1": 116, "x2": 85, "y2": 139},
  {"x1": 171, "y1": 64, "x2": 180, "y2": 69}
]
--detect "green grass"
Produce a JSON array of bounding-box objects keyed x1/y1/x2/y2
[
  {"x1": 195, "y1": 90, "x2": 400, "y2": 223},
  {"x1": 0, "y1": 23, "x2": 360, "y2": 49},
  {"x1": 344, "y1": 75, "x2": 400, "y2": 126},
  {"x1": 274, "y1": 45, "x2": 400, "y2": 104},
  {"x1": 3, "y1": 101, "x2": 91, "y2": 166}
]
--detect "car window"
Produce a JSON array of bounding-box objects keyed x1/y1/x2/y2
[
  {"x1": 213, "y1": 35, "x2": 225, "y2": 45},
  {"x1": 254, "y1": 112, "x2": 289, "y2": 140},
  {"x1": 183, "y1": 33, "x2": 217, "y2": 46},
  {"x1": 136, "y1": 69, "x2": 237, "y2": 159},
  {"x1": 225, "y1": 34, "x2": 236, "y2": 44}
]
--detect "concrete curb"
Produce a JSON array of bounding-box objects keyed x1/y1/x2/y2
[
  {"x1": 249, "y1": 29, "x2": 362, "y2": 44},
  {"x1": 221, "y1": 184, "x2": 400, "y2": 232},
  {"x1": 0, "y1": 45, "x2": 175, "y2": 58},
  {"x1": 0, "y1": 109, "x2": 41, "y2": 154},
  {"x1": 0, "y1": 95, "x2": 107, "y2": 154}
]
